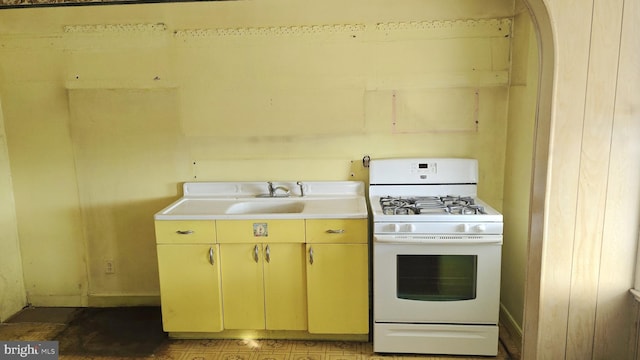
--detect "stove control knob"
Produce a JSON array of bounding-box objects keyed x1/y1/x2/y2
[
  {"x1": 390, "y1": 224, "x2": 400, "y2": 232},
  {"x1": 461, "y1": 224, "x2": 470, "y2": 232},
  {"x1": 405, "y1": 224, "x2": 416, "y2": 232},
  {"x1": 475, "y1": 224, "x2": 487, "y2": 232}
]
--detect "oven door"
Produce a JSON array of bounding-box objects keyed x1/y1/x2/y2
[{"x1": 373, "y1": 234, "x2": 502, "y2": 324}]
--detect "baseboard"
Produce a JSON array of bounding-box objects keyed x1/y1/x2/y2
[
  {"x1": 499, "y1": 303, "x2": 523, "y2": 358},
  {"x1": 27, "y1": 294, "x2": 89, "y2": 307},
  {"x1": 87, "y1": 294, "x2": 161, "y2": 307},
  {"x1": 25, "y1": 293, "x2": 161, "y2": 308}
]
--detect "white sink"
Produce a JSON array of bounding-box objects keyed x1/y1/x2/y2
[
  {"x1": 225, "y1": 201, "x2": 305, "y2": 215},
  {"x1": 154, "y1": 181, "x2": 368, "y2": 220}
]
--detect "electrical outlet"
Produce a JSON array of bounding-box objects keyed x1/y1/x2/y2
[{"x1": 104, "y1": 259, "x2": 115, "y2": 274}]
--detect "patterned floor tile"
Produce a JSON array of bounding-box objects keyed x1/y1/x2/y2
[
  {"x1": 325, "y1": 341, "x2": 362, "y2": 354},
  {"x1": 177, "y1": 349, "x2": 223, "y2": 360},
  {"x1": 257, "y1": 339, "x2": 294, "y2": 352},
  {"x1": 176, "y1": 339, "x2": 228, "y2": 351},
  {"x1": 222, "y1": 339, "x2": 264, "y2": 351},
  {"x1": 360, "y1": 343, "x2": 374, "y2": 355},
  {"x1": 291, "y1": 341, "x2": 328, "y2": 353},
  {"x1": 361, "y1": 355, "x2": 397, "y2": 360},
  {"x1": 254, "y1": 353, "x2": 290, "y2": 360},
  {"x1": 288, "y1": 352, "x2": 326, "y2": 360},
  {"x1": 327, "y1": 354, "x2": 363, "y2": 360},
  {"x1": 217, "y1": 352, "x2": 259, "y2": 360},
  {"x1": 149, "y1": 350, "x2": 185, "y2": 360}
]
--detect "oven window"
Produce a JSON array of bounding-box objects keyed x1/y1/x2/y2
[{"x1": 397, "y1": 255, "x2": 477, "y2": 301}]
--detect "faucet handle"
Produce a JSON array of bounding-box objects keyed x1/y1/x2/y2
[
  {"x1": 296, "y1": 181, "x2": 304, "y2": 197},
  {"x1": 266, "y1": 181, "x2": 275, "y2": 196}
]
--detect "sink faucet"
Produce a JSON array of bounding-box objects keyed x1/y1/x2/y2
[
  {"x1": 267, "y1": 181, "x2": 290, "y2": 197},
  {"x1": 297, "y1": 181, "x2": 304, "y2": 197}
]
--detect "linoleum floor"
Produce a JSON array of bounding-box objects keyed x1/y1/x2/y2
[{"x1": 0, "y1": 307, "x2": 519, "y2": 360}]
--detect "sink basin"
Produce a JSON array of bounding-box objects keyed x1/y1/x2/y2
[{"x1": 225, "y1": 201, "x2": 305, "y2": 215}]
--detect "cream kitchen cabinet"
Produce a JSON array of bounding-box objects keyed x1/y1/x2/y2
[
  {"x1": 155, "y1": 220, "x2": 223, "y2": 332},
  {"x1": 217, "y1": 220, "x2": 307, "y2": 331},
  {"x1": 305, "y1": 219, "x2": 369, "y2": 334},
  {"x1": 154, "y1": 181, "x2": 369, "y2": 339}
]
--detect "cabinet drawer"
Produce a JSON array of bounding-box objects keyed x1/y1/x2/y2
[
  {"x1": 155, "y1": 220, "x2": 216, "y2": 244},
  {"x1": 306, "y1": 219, "x2": 367, "y2": 244},
  {"x1": 217, "y1": 220, "x2": 305, "y2": 243}
]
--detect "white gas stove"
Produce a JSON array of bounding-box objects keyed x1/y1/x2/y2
[{"x1": 370, "y1": 158, "x2": 503, "y2": 356}]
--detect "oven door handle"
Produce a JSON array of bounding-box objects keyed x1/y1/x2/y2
[{"x1": 374, "y1": 235, "x2": 502, "y2": 245}]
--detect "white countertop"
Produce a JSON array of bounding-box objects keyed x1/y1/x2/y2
[{"x1": 154, "y1": 181, "x2": 368, "y2": 220}]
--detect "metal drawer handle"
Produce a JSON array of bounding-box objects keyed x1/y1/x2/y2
[
  {"x1": 253, "y1": 245, "x2": 260, "y2": 263},
  {"x1": 265, "y1": 245, "x2": 271, "y2": 263},
  {"x1": 176, "y1": 230, "x2": 194, "y2": 235},
  {"x1": 326, "y1": 229, "x2": 345, "y2": 234},
  {"x1": 209, "y1": 247, "x2": 215, "y2": 266},
  {"x1": 309, "y1": 246, "x2": 314, "y2": 265}
]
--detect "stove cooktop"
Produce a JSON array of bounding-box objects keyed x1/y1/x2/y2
[
  {"x1": 379, "y1": 195, "x2": 486, "y2": 216},
  {"x1": 369, "y1": 194, "x2": 503, "y2": 224}
]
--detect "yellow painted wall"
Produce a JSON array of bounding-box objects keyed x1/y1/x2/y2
[
  {"x1": 0, "y1": 94, "x2": 27, "y2": 321},
  {"x1": 500, "y1": 2, "x2": 538, "y2": 338},
  {"x1": 0, "y1": 0, "x2": 518, "y2": 306}
]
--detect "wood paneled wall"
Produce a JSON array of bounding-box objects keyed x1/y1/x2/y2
[{"x1": 525, "y1": 0, "x2": 640, "y2": 358}]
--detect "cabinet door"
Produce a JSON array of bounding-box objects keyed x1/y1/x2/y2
[
  {"x1": 263, "y1": 243, "x2": 307, "y2": 330},
  {"x1": 157, "y1": 244, "x2": 222, "y2": 332},
  {"x1": 220, "y1": 243, "x2": 265, "y2": 329},
  {"x1": 306, "y1": 243, "x2": 369, "y2": 334}
]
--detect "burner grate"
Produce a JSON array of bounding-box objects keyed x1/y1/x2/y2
[{"x1": 380, "y1": 196, "x2": 485, "y2": 215}]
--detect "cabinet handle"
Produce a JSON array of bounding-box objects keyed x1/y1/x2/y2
[
  {"x1": 176, "y1": 230, "x2": 194, "y2": 235},
  {"x1": 326, "y1": 229, "x2": 345, "y2": 234},
  {"x1": 265, "y1": 244, "x2": 271, "y2": 263},
  {"x1": 209, "y1": 247, "x2": 215, "y2": 266},
  {"x1": 253, "y1": 245, "x2": 260, "y2": 263},
  {"x1": 309, "y1": 246, "x2": 314, "y2": 265}
]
